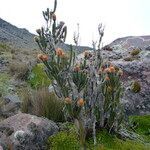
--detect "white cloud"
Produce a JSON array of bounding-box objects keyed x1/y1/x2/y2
[{"x1": 0, "y1": 0, "x2": 150, "y2": 46}]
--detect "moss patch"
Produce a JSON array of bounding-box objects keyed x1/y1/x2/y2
[
  {"x1": 48, "y1": 131, "x2": 80, "y2": 150},
  {"x1": 47, "y1": 116, "x2": 150, "y2": 150},
  {"x1": 28, "y1": 63, "x2": 51, "y2": 88},
  {"x1": 87, "y1": 130, "x2": 149, "y2": 150},
  {"x1": 130, "y1": 49, "x2": 141, "y2": 56},
  {"x1": 130, "y1": 115, "x2": 150, "y2": 141}
]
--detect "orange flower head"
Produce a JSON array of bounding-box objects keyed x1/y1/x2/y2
[
  {"x1": 42, "y1": 54, "x2": 48, "y2": 61},
  {"x1": 37, "y1": 54, "x2": 48, "y2": 61},
  {"x1": 109, "y1": 66, "x2": 115, "y2": 73},
  {"x1": 37, "y1": 54, "x2": 43, "y2": 60},
  {"x1": 104, "y1": 68, "x2": 110, "y2": 73},
  {"x1": 109, "y1": 63, "x2": 114, "y2": 67},
  {"x1": 56, "y1": 48, "x2": 64, "y2": 57},
  {"x1": 105, "y1": 76, "x2": 110, "y2": 81},
  {"x1": 60, "y1": 52, "x2": 66, "y2": 58},
  {"x1": 64, "y1": 97, "x2": 72, "y2": 104},
  {"x1": 77, "y1": 98, "x2": 85, "y2": 107},
  {"x1": 74, "y1": 65, "x2": 80, "y2": 72}
]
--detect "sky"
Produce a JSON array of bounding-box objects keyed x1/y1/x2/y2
[{"x1": 0, "y1": 0, "x2": 150, "y2": 46}]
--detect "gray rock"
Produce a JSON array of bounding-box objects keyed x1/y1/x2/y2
[
  {"x1": 3, "y1": 94, "x2": 20, "y2": 104},
  {"x1": 0, "y1": 113, "x2": 59, "y2": 150},
  {"x1": 0, "y1": 94, "x2": 21, "y2": 117}
]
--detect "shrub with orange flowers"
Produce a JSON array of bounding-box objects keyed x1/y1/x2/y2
[{"x1": 35, "y1": 0, "x2": 125, "y2": 148}]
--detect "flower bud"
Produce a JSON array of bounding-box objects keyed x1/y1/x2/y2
[
  {"x1": 37, "y1": 54, "x2": 43, "y2": 60},
  {"x1": 109, "y1": 66, "x2": 115, "y2": 73},
  {"x1": 118, "y1": 69, "x2": 123, "y2": 76},
  {"x1": 77, "y1": 98, "x2": 85, "y2": 107},
  {"x1": 42, "y1": 54, "x2": 48, "y2": 61},
  {"x1": 37, "y1": 54, "x2": 48, "y2": 61},
  {"x1": 55, "y1": 48, "x2": 64, "y2": 56},
  {"x1": 65, "y1": 97, "x2": 72, "y2": 104},
  {"x1": 52, "y1": 14, "x2": 56, "y2": 21},
  {"x1": 34, "y1": 36, "x2": 39, "y2": 42},
  {"x1": 105, "y1": 76, "x2": 110, "y2": 81},
  {"x1": 74, "y1": 65, "x2": 80, "y2": 72},
  {"x1": 36, "y1": 29, "x2": 41, "y2": 35}
]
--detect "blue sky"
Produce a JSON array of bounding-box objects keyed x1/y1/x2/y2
[{"x1": 0, "y1": 0, "x2": 150, "y2": 46}]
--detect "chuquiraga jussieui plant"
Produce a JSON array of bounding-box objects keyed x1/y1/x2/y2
[{"x1": 34, "y1": 0, "x2": 124, "y2": 148}]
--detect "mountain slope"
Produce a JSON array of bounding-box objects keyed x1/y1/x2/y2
[
  {"x1": 109, "y1": 35, "x2": 150, "y2": 50},
  {"x1": 0, "y1": 18, "x2": 93, "y2": 52},
  {"x1": 0, "y1": 18, "x2": 38, "y2": 50}
]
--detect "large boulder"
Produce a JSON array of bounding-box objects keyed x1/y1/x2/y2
[{"x1": 0, "y1": 113, "x2": 59, "y2": 150}]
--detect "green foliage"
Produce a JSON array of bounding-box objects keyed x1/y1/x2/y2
[
  {"x1": 47, "y1": 131, "x2": 80, "y2": 150},
  {"x1": 28, "y1": 63, "x2": 51, "y2": 88},
  {"x1": 130, "y1": 48, "x2": 140, "y2": 56},
  {"x1": 131, "y1": 81, "x2": 141, "y2": 93}
]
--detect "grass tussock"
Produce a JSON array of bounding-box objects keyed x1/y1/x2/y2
[{"x1": 21, "y1": 87, "x2": 65, "y2": 122}]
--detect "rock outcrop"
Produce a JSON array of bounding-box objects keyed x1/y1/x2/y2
[
  {"x1": 105, "y1": 36, "x2": 150, "y2": 115},
  {"x1": 79, "y1": 36, "x2": 150, "y2": 115},
  {"x1": 0, "y1": 113, "x2": 59, "y2": 149}
]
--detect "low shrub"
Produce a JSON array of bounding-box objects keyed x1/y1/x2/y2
[
  {"x1": 130, "y1": 48, "x2": 140, "y2": 56},
  {"x1": 131, "y1": 81, "x2": 141, "y2": 93},
  {"x1": 9, "y1": 62, "x2": 29, "y2": 80},
  {"x1": 28, "y1": 63, "x2": 51, "y2": 88}
]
